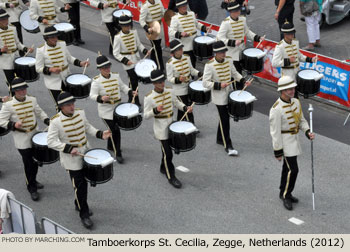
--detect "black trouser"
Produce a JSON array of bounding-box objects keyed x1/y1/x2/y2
[
  {"x1": 48, "y1": 82, "x2": 65, "y2": 111},
  {"x1": 233, "y1": 60, "x2": 243, "y2": 76},
  {"x1": 278, "y1": 6, "x2": 295, "y2": 40},
  {"x1": 11, "y1": 22, "x2": 23, "y2": 44},
  {"x1": 160, "y1": 140, "x2": 176, "y2": 180},
  {"x1": 18, "y1": 148, "x2": 38, "y2": 193},
  {"x1": 67, "y1": 3, "x2": 81, "y2": 40},
  {"x1": 150, "y1": 39, "x2": 164, "y2": 71},
  {"x1": 3, "y1": 69, "x2": 16, "y2": 95},
  {"x1": 102, "y1": 118, "x2": 121, "y2": 157},
  {"x1": 69, "y1": 169, "x2": 90, "y2": 219},
  {"x1": 184, "y1": 50, "x2": 196, "y2": 68},
  {"x1": 105, "y1": 22, "x2": 119, "y2": 54},
  {"x1": 176, "y1": 94, "x2": 194, "y2": 123},
  {"x1": 126, "y1": 68, "x2": 140, "y2": 106},
  {"x1": 216, "y1": 105, "x2": 233, "y2": 149},
  {"x1": 280, "y1": 156, "x2": 299, "y2": 199}
]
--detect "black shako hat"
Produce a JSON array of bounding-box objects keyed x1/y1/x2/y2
[
  {"x1": 150, "y1": 69, "x2": 166, "y2": 83},
  {"x1": 57, "y1": 92, "x2": 76, "y2": 107}
]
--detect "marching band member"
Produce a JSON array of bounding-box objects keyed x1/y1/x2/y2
[
  {"x1": 47, "y1": 92, "x2": 111, "y2": 229},
  {"x1": 61, "y1": 0, "x2": 84, "y2": 46},
  {"x1": 0, "y1": 8, "x2": 33, "y2": 92},
  {"x1": 217, "y1": 0, "x2": 263, "y2": 74},
  {"x1": 139, "y1": 0, "x2": 165, "y2": 71},
  {"x1": 90, "y1": 54, "x2": 136, "y2": 164},
  {"x1": 169, "y1": 0, "x2": 210, "y2": 68},
  {"x1": 29, "y1": 0, "x2": 70, "y2": 33},
  {"x1": 0, "y1": 77, "x2": 50, "y2": 201},
  {"x1": 203, "y1": 40, "x2": 251, "y2": 156},
  {"x1": 35, "y1": 26, "x2": 90, "y2": 111},
  {"x1": 272, "y1": 21, "x2": 317, "y2": 81},
  {"x1": 90, "y1": 0, "x2": 131, "y2": 55},
  {"x1": 269, "y1": 75, "x2": 315, "y2": 210},
  {"x1": 144, "y1": 69, "x2": 192, "y2": 189},
  {"x1": 0, "y1": 0, "x2": 30, "y2": 46},
  {"x1": 166, "y1": 39, "x2": 201, "y2": 123},
  {"x1": 113, "y1": 15, "x2": 151, "y2": 107}
]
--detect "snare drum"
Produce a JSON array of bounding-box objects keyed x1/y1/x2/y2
[
  {"x1": 54, "y1": 23, "x2": 75, "y2": 46},
  {"x1": 65, "y1": 74, "x2": 91, "y2": 99},
  {"x1": 240, "y1": 48, "x2": 266, "y2": 73},
  {"x1": 193, "y1": 35, "x2": 215, "y2": 60},
  {"x1": 168, "y1": 121, "x2": 197, "y2": 153},
  {"x1": 83, "y1": 148, "x2": 114, "y2": 186},
  {"x1": 14, "y1": 57, "x2": 39, "y2": 82},
  {"x1": 19, "y1": 10, "x2": 40, "y2": 34},
  {"x1": 135, "y1": 59, "x2": 157, "y2": 84},
  {"x1": 0, "y1": 126, "x2": 9, "y2": 137},
  {"x1": 188, "y1": 81, "x2": 211, "y2": 105},
  {"x1": 296, "y1": 69, "x2": 323, "y2": 98},
  {"x1": 228, "y1": 90, "x2": 256, "y2": 122},
  {"x1": 31, "y1": 132, "x2": 59, "y2": 164},
  {"x1": 113, "y1": 102, "x2": 142, "y2": 131},
  {"x1": 113, "y1": 9, "x2": 133, "y2": 29}
]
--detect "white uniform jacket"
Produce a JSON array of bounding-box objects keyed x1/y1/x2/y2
[
  {"x1": 216, "y1": 16, "x2": 258, "y2": 61},
  {"x1": 139, "y1": 0, "x2": 165, "y2": 40},
  {"x1": 269, "y1": 97, "x2": 310, "y2": 157},
  {"x1": 202, "y1": 57, "x2": 243, "y2": 105},
  {"x1": 47, "y1": 109, "x2": 102, "y2": 171},
  {"x1": 0, "y1": 95, "x2": 49, "y2": 149},
  {"x1": 35, "y1": 40, "x2": 78, "y2": 90},
  {"x1": 144, "y1": 87, "x2": 186, "y2": 140},
  {"x1": 113, "y1": 29, "x2": 147, "y2": 70},
  {"x1": 166, "y1": 54, "x2": 199, "y2": 96},
  {"x1": 90, "y1": 0, "x2": 123, "y2": 23},
  {"x1": 90, "y1": 72, "x2": 131, "y2": 120},
  {"x1": 0, "y1": 0, "x2": 27, "y2": 23},
  {"x1": 169, "y1": 11, "x2": 206, "y2": 51},
  {"x1": 272, "y1": 39, "x2": 312, "y2": 80},
  {"x1": 0, "y1": 25, "x2": 25, "y2": 70}
]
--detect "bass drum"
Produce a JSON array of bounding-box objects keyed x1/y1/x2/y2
[
  {"x1": 168, "y1": 121, "x2": 198, "y2": 153},
  {"x1": 14, "y1": 57, "x2": 39, "y2": 82},
  {"x1": 113, "y1": 102, "x2": 142, "y2": 131},
  {"x1": 65, "y1": 74, "x2": 91, "y2": 99},
  {"x1": 296, "y1": 69, "x2": 323, "y2": 98},
  {"x1": 31, "y1": 132, "x2": 59, "y2": 164},
  {"x1": 19, "y1": 10, "x2": 40, "y2": 34}
]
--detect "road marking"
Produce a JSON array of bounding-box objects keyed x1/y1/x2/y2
[
  {"x1": 176, "y1": 166, "x2": 190, "y2": 173},
  {"x1": 288, "y1": 217, "x2": 304, "y2": 225}
]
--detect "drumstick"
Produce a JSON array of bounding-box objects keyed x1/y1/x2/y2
[
  {"x1": 238, "y1": 77, "x2": 254, "y2": 95},
  {"x1": 131, "y1": 86, "x2": 139, "y2": 104},
  {"x1": 82, "y1": 58, "x2": 89, "y2": 75},
  {"x1": 255, "y1": 35, "x2": 265, "y2": 48},
  {"x1": 142, "y1": 47, "x2": 154, "y2": 60},
  {"x1": 180, "y1": 102, "x2": 195, "y2": 121},
  {"x1": 313, "y1": 54, "x2": 318, "y2": 70},
  {"x1": 23, "y1": 44, "x2": 34, "y2": 57},
  {"x1": 77, "y1": 153, "x2": 98, "y2": 160},
  {"x1": 205, "y1": 24, "x2": 212, "y2": 35},
  {"x1": 121, "y1": 2, "x2": 129, "y2": 9}
]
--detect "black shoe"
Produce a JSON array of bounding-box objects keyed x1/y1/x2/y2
[
  {"x1": 168, "y1": 177, "x2": 182, "y2": 189},
  {"x1": 81, "y1": 217, "x2": 93, "y2": 229},
  {"x1": 30, "y1": 192, "x2": 40, "y2": 201},
  {"x1": 36, "y1": 181, "x2": 44, "y2": 189},
  {"x1": 76, "y1": 39, "x2": 85, "y2": 45},
  {"x1": 75, "y1": 205, "x2": 93, "y2": 216},
  {"x1": 280, "y1": 194, "x2": 299, "y2": 203},
  {"x1": 116, "y1": 155, "x2": 124, "y2": 164},
  {"x1": 283, "y1": 198, "x2": 293, "y2": 210},
  {"x1": 73, "y1": 40, "x2": 79, "y2": 46}
]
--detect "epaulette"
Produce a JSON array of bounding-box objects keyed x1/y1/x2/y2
[
  {"x1": 75, "y1": 108, "x2": 81, "y2": 111},
  {"x1": 38, "y1": 43, "x2": 44, "y2": 48},
  {"x1": 278, "y1": 40, "x2": 283, "y2": 45},
  {"x1": 145, "y1": 91, "x2": 152, "y2": 97},
  {"x1": 184, "y1": 54, "x2": 190, "y2": 57},
  {"x1": 50, "y1": 113, "x2": 59, "y2": 120},
  {"x1": 93, "y1": 75, "x2": 99, "y2": 80},
  {"x1": 272, "y1": 101, "x2": 279, "y2": 108},
  {"x1": 207, "y1": 59, "x2": 214, "y2": 64},
  {"x1": 224, "y1": 17, "x2": 230, "y2": 21},
  {"x1": 226, "y1": 56, "x2": 232, "y2": 59},
  {"x1": 58, "y1": 40, "x2": 65, "y2": 43},
  {"x1": 165, "y1": 86, "x2": 172, "y2": 89},
  {"x1": 167, "y1": 58, "x2": 172, "y2": 63}
]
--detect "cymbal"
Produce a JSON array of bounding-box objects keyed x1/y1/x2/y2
[
  {"x1": 164, "y1": 9, "x2": 175, "y2": 27},
  {"x1": 146, "y1": 20, "x2": 161, "y2": 40}
]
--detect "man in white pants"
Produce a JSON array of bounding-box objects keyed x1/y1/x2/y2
[{"x1": 300, "y1": 0, "x2": 322, "y2": 50}]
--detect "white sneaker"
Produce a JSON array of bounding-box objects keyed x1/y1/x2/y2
[{"x1": 227, "y1": 149, "x2": 238, "y2": 156}]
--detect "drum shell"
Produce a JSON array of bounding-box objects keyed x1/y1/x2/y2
[
  {"x1": 138, "y1": 76, "x2": 152, "y2": 84},
  {"x1": 228, "y1": 94, "x2": 254, "y2": 122},
  {"x1": 31, "y1": 133, "x2": 59, "y2": 164},
  {"x1": 113, "y1": 103, "x2": 142, "y2": 131},
  {"x1": 14, "y1": 58, "x2": 39, "y2": 82},
  {"x1": 188, "y1": 85, "x2": 211, "y2": 105},
  {"x1": 168, "y1": 123, "x2": 196, "y2": 153},
  {"x1": 65, "y1": 74, "x2": 91, "y2": 99},
  {"x1": 83, "y1": 149, "x2": 113, "y2": 184},
  {"x1": 240, "y1": 49, "x2": 264, "y2": 73},
  {"x1": 57, "y1": 30, "x2": 74, "y2": 46},
  {"x1": 0, "y1": 126, "x2": 10, "y2": 137},
  {"x1": 296, "y1": 71, "x2": 321, "y2": 99},
  {"x1": 193, "y1": 37, "x2": 214, "y2": 60}
]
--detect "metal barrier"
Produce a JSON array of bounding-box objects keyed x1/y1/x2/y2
[{"x1": 41, "y1": 217, "x2": 74, "y2": 234}]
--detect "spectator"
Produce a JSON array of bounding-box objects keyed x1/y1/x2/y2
[
  {"x1": 0, "y1": 188, "x2": 15, "y2": 234},
  {"x1": 300, "y1": 0, "x2": 322, "y2": 50},
  {"x1": 275, "y1": 0, "x2": 296, "y2": 40},
  {"x1": 168, "y1": 0, "x2": 209, "y2": 20}
]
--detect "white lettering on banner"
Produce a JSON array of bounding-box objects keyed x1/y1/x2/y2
[{"x1": 301, "y1": 62, "x2": 348, "y2": 82}]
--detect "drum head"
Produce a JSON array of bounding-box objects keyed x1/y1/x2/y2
[
  {"x1": 194, "y1": 36, "x2": 215, "y2": 44},
  {"x1": 54, "y1": 23, "x2": 75, "y2": 32},
  {"x1": 298, "y1": 69, "x2": 320, "y2": 80},
  {"x1": 19, "y1": 10, "x2": 39, "y2": 31},
  {"x1": 229, "y1": 90, "x2": 255, "y2": 103},
  {"x1": 135, "y1": 59, "x2": 157, "y2": 78},
  {"x1": 113, "y1": 9, "x2": 132, "y2": 18},
  {"x1": 243, "y1": 48, "x2": 265, "y2": 57},
  {"x1": 169, "y1": 121, "x2": 196, "y2": 133},
  {"x1": 66, "y1": 74, "x2": 91, "y2": 86},
  {"x1": 115, "y1": 103, "x2": 139, "y2": 117},
  {"x1": 32, "y1": 132, "x2": 48, "y2": 146},
  {"x1": 84, "y1": 149, "x2": 112, "y2": 165},
  {"x1": 189, "y1": 81, "x2": 209, "y2": 92},
  {"x1": 15, "y1": 57, "x2": 36, "y2": 66}
]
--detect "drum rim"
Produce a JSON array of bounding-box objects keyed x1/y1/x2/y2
[
  {"x1": 113, "y1": 102, "x2": 142, "y2": 131},
  {"x1": 83, "y1": 148, "x2": 114, "y2": 184},
  {"x1": 54, "y1": 22, "x2": 75, "y2": 31},
  {"x1": 19, "y1": 10, "x2": 39, "y2": 30},
  {"x1": 65, "y1": 73, "x2": 92, "y2": 85},
  {"x1": 242, "y1": 47, "x2": 264, "y2": 57},
  {"x1": 135, "y1": 59, "x2": 157, "y2": 78},
  {"x1": 194, "y1": 34, "x2": 216, "y2": 44},
  {"x1": 14, "y1": 56, "x2": 36, "y2": 65},
  {"x1": 113, "y1": 9, "x2": 133, "y2": 17},
  {"x1": 114, "y1": 102, "x2": 141, "y2": 116},
  {"x1": 189, "y1": 81, "x2": 210, "y2": 92},
  {"x1": 297, "y1": 69, "x2": 321, "y2": 79},
  {"x1": 31, "y1": 131, "x2": 49, "y2": 146},
  {"x1": 229, "y1": 90, "x2": 254, "y2": 101},
  {"x1": 169, "y1": 121, "x2": 196, "y2": 133},
  {"x1": 83, "y1": 147, "x2": 112, "y2": 165}
]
